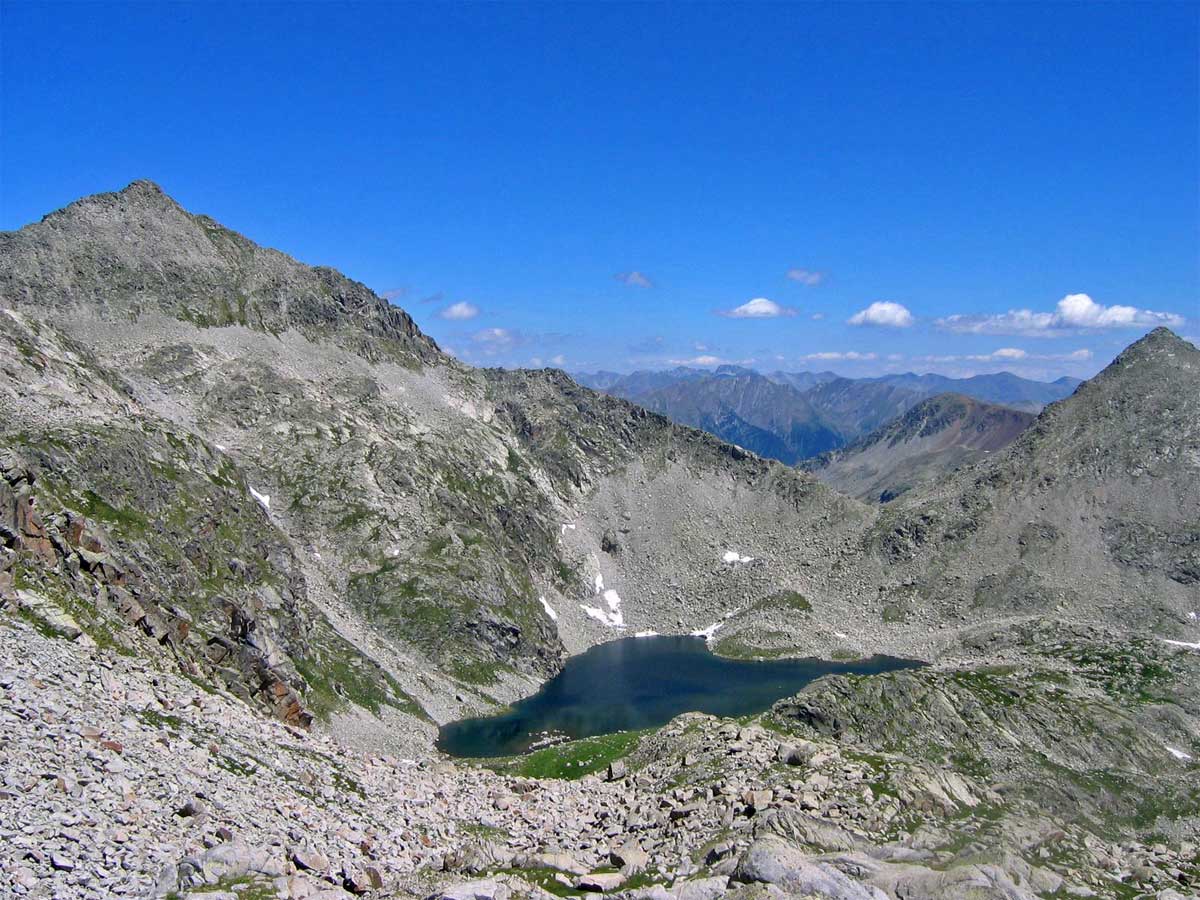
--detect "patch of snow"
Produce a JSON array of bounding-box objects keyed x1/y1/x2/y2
[
  {"x1": 560, "y1": 523, "x2": 576, "y2": 535},
  {"x1": 249, "y1": 487, "x2": 270, "y2": 510},
  {"x1": 580, "y1": 605, "x2": 609, "y2": 625},
  {"x1": 691, "y1": 620, "x2": 726, "y2": 641},
  {"x1": 580, "y1": 572, "x2": 626, "y2": 627},
  {"x1": 634, "y1": 630, "x2": 659, "y2": 638},
  {"x1": 215, "y1": 443, "x2": 227, "y2": 451},
  {"x1": 1162, "y1": 639, "x2": 1200, "y2": 651},
  {"x1": 602, "y1": 590, "x2": 624, "y2": 626},
  {"x1": 581, "y1": 588, "x2": 624, "y2": 628},
  {"x1": 1190, "y1": 611, "x2": 1198, "y2": 621},
  {"x1": 1167, "y1": 746, "x2": 1193, "y2": 761},
  {"x1": 313, "y1": 551, "x2": 321, "y2": 561},
  {"x1": 833, "y1": 631, "x2": 849, "y2": 639},
  {"x1": 722, "y1": 550, "x2": 754, "y2": 564},
  {"x1": 539, "y1": 596, "x2": 558, "y2": 622}
]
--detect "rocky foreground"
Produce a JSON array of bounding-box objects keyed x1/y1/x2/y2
[{"x1": 3, "y1": 613, "x2": 1197, "y2": 900}]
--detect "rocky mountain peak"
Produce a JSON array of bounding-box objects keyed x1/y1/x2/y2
[
  {"x1": 41, "y1": 178, "x2": 184, "y2": 227},
  {"x1": 1, "y1": 181, "x2": 443, "y2": 365},
  {"x1": 1042, "y1": 327, "x2": 1197, "y2": 425},
  {"x1": 1107, "y1": 326, "x2": 1196, "y2": 369}
]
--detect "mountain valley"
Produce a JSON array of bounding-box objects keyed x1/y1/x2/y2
[
  {"x1": 572, "y1": 367, "x2": 1077, "y2": 467},
  {"x1": 0, "y1": 183, "x2": 1197, "y2": 900}
]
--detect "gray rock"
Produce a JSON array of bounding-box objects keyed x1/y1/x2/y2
[
  {"x1": 610, "y1": 841, "x2": 650, "y2": 875},
  {"x1": 434, "y1": 879, "x2": 512, "y2": 900},
  {"x1": 577, "y1": 872, "x2": 625, "y2": 892},
  {"x1": 732, "y1": 837, "x2": 885, "y2": 900}
]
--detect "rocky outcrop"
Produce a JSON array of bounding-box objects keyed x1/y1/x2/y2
[{"x1": 0, "y1": 446, "x2": 313, "y2": 727}]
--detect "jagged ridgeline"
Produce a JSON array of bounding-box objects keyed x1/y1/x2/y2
[{"x1": 0, "y1": 181, "x2": 864, "y2": 730}]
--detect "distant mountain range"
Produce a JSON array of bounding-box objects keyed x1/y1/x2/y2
[{"x1": 572, "y1": 365, "x2": 1080, "y2": 465}]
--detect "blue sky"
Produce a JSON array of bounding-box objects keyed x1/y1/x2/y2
[{"x1": 2, "y1": 2, "x2": 1196, "y2": 379}]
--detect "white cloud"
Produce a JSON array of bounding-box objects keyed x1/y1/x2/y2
[
  {"x1": 471, "y1": 327, "x2": 521, "y2": 351},
  {"x1": 550, "y1": 354, "x2": 566, "y2": 366},
  {"x1": 615, "y1": 271, "x2": 653, "y2": 288},
  {"x1": 380, "y1": 288, "x2": 407, "y2": 301},
  {"x1": 786, "y1": 268, "x2": 825, "y2": 286},
  {"x1": 810, "y1": 312, "x2": 825, "y2": 321},
  {"x1": 936, "y1": 293, "x2": 1184, "y2": 337},
  {"x1": 848, "y1": 301, "x2": 914, "y2": 328},
  {"x1": 719, "y1": 298, "x2": 797, "y2": 319},
  {"x1": 439, "y1": 301, "x2": 480, "y2": 321},
  {"x1": 804, "y1": 351, "x2": 878, "y2": 361},
  {"x1": 918, "y1": 347, "x2": 1097, "y2": 365},
  {"x1": 669, "y1": 354, "x2": 726, "y2": 366}
]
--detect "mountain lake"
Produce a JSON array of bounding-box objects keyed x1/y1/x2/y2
[{"x1": 438, "y1": 635, "x2": 922, "y2": 757}]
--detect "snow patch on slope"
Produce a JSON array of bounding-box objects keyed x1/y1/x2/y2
[
  {"x1": 1162, "y1": 638, "x2": 1200, "y2": 651},
  {"x1": 581, "y1": 589, "x2": 624, "y2": 628}
]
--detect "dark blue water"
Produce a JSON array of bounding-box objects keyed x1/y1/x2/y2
[{"x1": 437, "y1": 635, "x2": 921, "y2": 757}]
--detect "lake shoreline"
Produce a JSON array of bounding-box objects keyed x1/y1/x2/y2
[{"x1": 438, "y1": 635, "x2": 923, "y2": 758}]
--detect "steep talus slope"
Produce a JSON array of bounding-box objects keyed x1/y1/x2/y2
[
  {"x1": 486, "y1": 368, "x2": 872, "y2": 640},
  {"x1": 803, "y1": 393, "x2": 1036, "y2": 502}
]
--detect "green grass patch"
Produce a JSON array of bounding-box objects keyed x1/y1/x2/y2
[
  {"x1": 481, "y1": 729, "x2": 647, "y2": 780},
  {"x1": 75, "y1": 489, "x2": 148, "y2": 533},
  {"x1": 292, "y1": 639, "x2": 426, "y2": 722}
]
